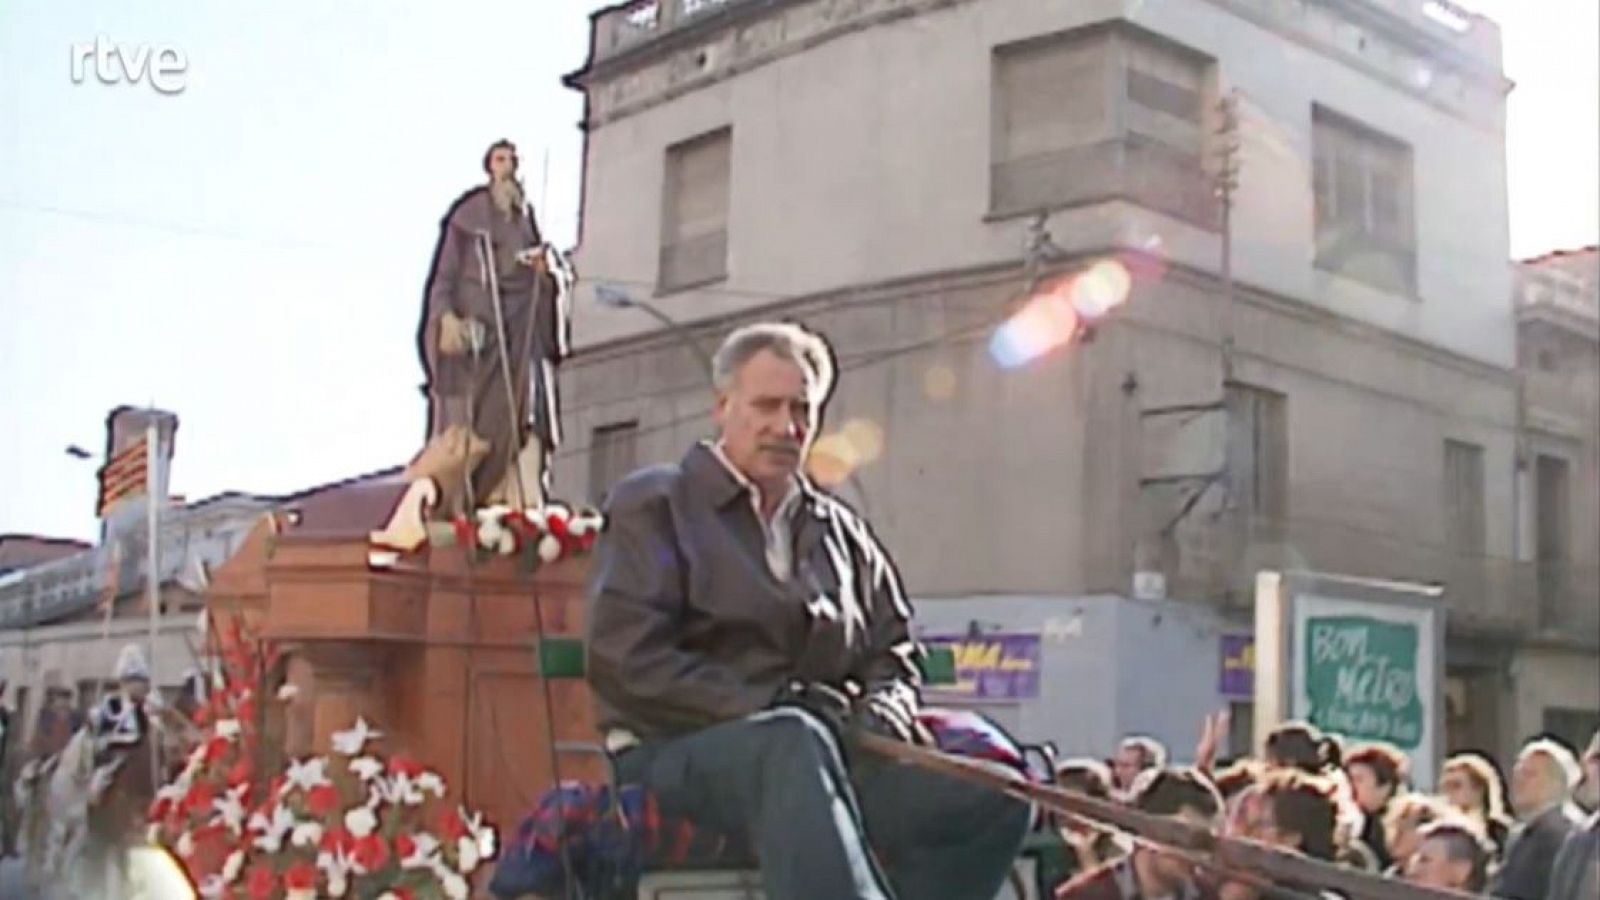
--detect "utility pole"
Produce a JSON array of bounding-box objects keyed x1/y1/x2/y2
[
  {"x1": 146, "y1": 415, "x2": 162, "y2": 684},
  {"x1": 1215, "y1": 91, "x2": 1242, "y2": 385}
]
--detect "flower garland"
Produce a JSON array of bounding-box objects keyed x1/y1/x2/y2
[
  {"x1": 369, "y1": 502, "x2": 603, "y2": 571},
  {"x1": 149, "y1": 621, "x2": 496, "y2": 899}
]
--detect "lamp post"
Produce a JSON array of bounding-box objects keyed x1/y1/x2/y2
[
  {"x1": 594, "y1": 283, "x2": 715, "y2": 379},
  {"x1": 593, "y1": 284, "x2": 873, "y2": 516}
]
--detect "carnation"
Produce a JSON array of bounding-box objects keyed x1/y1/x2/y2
[{"x1": 148, "y1": 614, "x2": 498, "y2": 899}]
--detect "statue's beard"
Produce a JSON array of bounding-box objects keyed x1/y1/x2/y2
[{"x1": 491, "y1": 178, "x2": 524, "y2": 217}]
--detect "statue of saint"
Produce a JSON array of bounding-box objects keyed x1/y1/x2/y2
[{"x1": 374, "y1": 140, "x2": 574, "y2": 548}]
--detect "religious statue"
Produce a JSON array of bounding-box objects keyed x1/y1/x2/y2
[{"x1": 373, "y1": 139, "x2": 575, "y2": 549}]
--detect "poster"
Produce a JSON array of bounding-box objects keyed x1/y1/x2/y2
[
  {"x1": 1300, "y1": 614, "x2": 1424, "y2": 748},
  {"x1": 1284, "y1": 590, "x2": 1442, "y2": 787},
  {"x1": 1219, "y1": 634, "x2": 1255, "y2": 698},
  {"x1": 921, "y1": 633, "x2": 1041, "y2": 700}
]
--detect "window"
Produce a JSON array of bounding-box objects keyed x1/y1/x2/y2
[
  {"x1": 1225, "y1": 384, "x2": 1288, "y2": 519},
  {"x1": 589, "y1": 421, "x2": 640, "y2": 505},
  {"x1": 1443, "y1": 440, "x2": 1486, "y2": 556},
  {"x1": 659, "y1": 128, "x2": 731, "y2": 292},
  {"x1": 1534, "y1": 453, "x2": 1570, "y2": 625},
  {"x1": 1312, "y1": 106, "x2": 1416, "y2": 293},
  {"x1": 1542, "y1": 708, "x2": 1600, "y2": 756},
  {"x1": 991, "y1": 25, "x2": 1214, "y2": 226},
  {"x1": 1226, "y1": 700, "x2": 1255, "y2": 759}
]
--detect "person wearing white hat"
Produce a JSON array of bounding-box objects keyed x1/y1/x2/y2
[{"x1": 88, "y1": 644, "x2": 161, "y2": 769}]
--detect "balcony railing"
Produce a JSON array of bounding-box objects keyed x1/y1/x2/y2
[{"x1": 1171, "y1": 511, "x2": 1597, "y2": 644}]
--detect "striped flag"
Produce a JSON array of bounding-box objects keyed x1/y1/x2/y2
[{"x1": 97, "y1": 436, "x2": 150, "y2": 517}]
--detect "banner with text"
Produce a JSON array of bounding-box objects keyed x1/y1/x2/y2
[
  {"x1": 922, "y1": 633, "x2": 1041, "y2": 701},
  {"x1": 1289, "y1": 594, "x2": 1440, "y2": 786}
]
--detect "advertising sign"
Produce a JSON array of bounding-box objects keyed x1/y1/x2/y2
[{"x1": 921, "y1": 633, "x2": 1041, "y2": 701}]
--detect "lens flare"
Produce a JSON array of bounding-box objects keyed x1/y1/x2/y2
[
  {"x1": 923, "y1": 364, "x2": 958, "y2": 401},
  {"x1": 989, "y1": 293, "x2": 1079, "y2": 370},
  {"x1": 806, "y1": 433, "x2": 860, "y2": 487},
  {"x1": 841, "y1": 418, "x2": 885, "y2": 464},
  {"x1": 1070, "y1": 260, "x2": 1133, "y2": 319}
]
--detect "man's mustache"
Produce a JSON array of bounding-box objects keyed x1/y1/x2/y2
[{"x1": 760, "y1": 442, "x2": 801, "y2": 456}]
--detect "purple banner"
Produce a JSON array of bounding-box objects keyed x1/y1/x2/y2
[
  {"x1": 1220, "y1": 634, "x2": 1255, "y2": 697},
  {"x1": 923, "y1": 633, "x2": 1041, "y2": 700}
]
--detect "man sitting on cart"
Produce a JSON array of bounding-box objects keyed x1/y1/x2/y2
[{"x1": 588, "y1": 321, "x2": 1031, "y2": 900}]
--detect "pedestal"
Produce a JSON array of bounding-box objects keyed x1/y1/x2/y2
[{"x1": 214, "y1": 533, "x2": 602, "y2": 834}]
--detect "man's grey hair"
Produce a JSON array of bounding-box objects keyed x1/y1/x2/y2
[
  {"x1": 1519, "y1": 737, "x2": 1582, "y2": 788},
  {"x1": 712, "y1": 321, "x2": 836, "y2": 404}
]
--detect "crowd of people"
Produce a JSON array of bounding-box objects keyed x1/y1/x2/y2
[{"x1": 1040, "y1": 718, "x2": 1600, "y2": 900}]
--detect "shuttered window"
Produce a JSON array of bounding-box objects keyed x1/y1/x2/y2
[
  {"x1": 659, "y1": 128, "x2": 731, "y2": 292},
  {"x1": 991, "y1": 25, "x2": 1214, "y2": 226},
  {"x1": 589, "y1": 421, "x2": 640, "y2": 505},
  {"x1": 1312, "y1": 106, "x2": 1416, "y2": 293},
  {"x1": 1225, "y1": 384, "x2": 1288, "y2": 519},
  {"x1": 1443, "y1": 439, "x2": 1485, "y2": 555}
]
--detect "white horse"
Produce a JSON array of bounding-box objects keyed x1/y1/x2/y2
[
  {"x1": 15, "y1": 727, "x2": 98, "y2": 895},
  {"x1": 14, "y1": 724, "x2": 168, "y2": 899}
]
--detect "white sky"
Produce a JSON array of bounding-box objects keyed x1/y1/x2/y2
[{"x1": 1, "y1": 0, "x2": 1595, "y2": 541}]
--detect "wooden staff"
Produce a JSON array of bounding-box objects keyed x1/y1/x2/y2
[{"x1": 858, "y1": 734, "x2": 1478, "y2": 900}]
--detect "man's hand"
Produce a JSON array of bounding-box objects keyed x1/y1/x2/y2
[
  {"x1": 853, "y1": 691, "x2": 933, "y2": 747},
  {"x1": 1194, "y1": 709, "x2": 1229, "y2": 773},
  {"x1": 516, "y1": 245, "x2": 549, "y2": 272},
  {"x1": 438, "y1": 312, "x2": 485, "y2": 357}
]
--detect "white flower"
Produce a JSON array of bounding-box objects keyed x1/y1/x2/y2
[
  {"x1": 477, "y1": 822, "x2": 498, "y2": 861},
  {"x1": 290, "y1": 820, "x2": 324, "y2": 848},
  {"x1": 440, "y1": 870, "x2": 470, "y2": 900},
  {"x1": 416, "y1": 771, "x2": 446, "y2": 798},
  {"x1": 525, "y1": 507, "x2": 549, "y2": 530},
  {"x1": 286, "y1": 756, "x2": 332, "y2": 792},
  {"x1": 214, "y1": 783, "x2": 249, "y2": 836},
  {"x1": 198, "y1": 875, "x2": 226, "y2": 899},
  {"x1": 331, "y1": 717, "x2": 382, "y2": 756},
  {"x1": 221, "y1": 849, "x2": 245, "y2": 885},
  {"x1": 344, "y1": 805, "x2": 378, "y2": 839},
  {"x1": 538, "y1": 534, "x2": 562, "y2": 562},
  {"x1": 348, "y1": 756, "x2": 384, "y2": 782},
  {"x1": 475, "y1": 504, "x2": 512, "y2": 523},
  {"x1": 250, "y1": 805, "x2": 295, "y2": 854},
  {"x1": 176, "y1": 831, "x2": 195, "y2": 858},
  {"x1": 475, "y1": 518, "x2": 498, "y2": 547},
  {"x1": 457, "y1": 835, "x2": 480, "y2": 872},
  {"x1": 318, "y1": 850, "x2": 353, "y2": 898},
  {"x1": 214, "y1": 718, "x2": 241, "y2": 740},
  {"x1": 287, "y1": 891, "x2": 316, "y2": 900},
  {"x1": 401, "y1": 833, "x2": 439, "y2": 869},
  {"x1": 377, "y1": 894, "x2": 402, "y2": 900},
  {"x1": 276, "y1": 683, "x2": 300, "y2": 702}
]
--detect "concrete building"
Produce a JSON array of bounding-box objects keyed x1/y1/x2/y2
[
  {"x1": 557, "y1": 0, "x2": 1591, "y2": 762},
  {"x1": 1508, "y1": 247, "x2": 1600, "y2": 753}
]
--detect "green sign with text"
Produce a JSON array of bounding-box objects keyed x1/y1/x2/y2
[{"x1": 1303, "y1": 615, "x2": 1424, "y2": 749}]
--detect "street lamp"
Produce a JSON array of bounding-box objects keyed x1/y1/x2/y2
[
  {"x1": 594, "y1": 283, "x2": 715, "y2": 380},
  {"x1": 591, "y1": 283, "x2": 874, "y2": 516}
]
